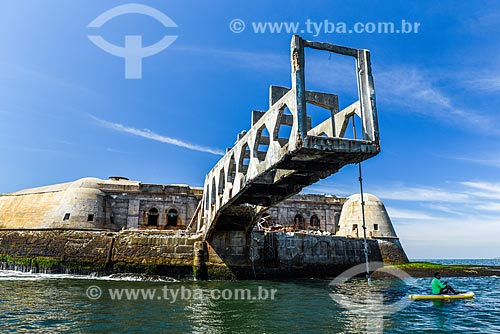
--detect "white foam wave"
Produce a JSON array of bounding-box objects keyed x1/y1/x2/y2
[{"x1": 0, "y1": 270, "x2": 179, "y2": 282}]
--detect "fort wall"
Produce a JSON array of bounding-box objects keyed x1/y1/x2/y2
[
  {"x1": 0, "y1": 178, "x2": 408, "y2": 278},
  {"x1": 0, "y1": 229, "x2": 399, "y2": 279}
]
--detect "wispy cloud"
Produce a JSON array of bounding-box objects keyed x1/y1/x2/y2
[
  {"x1": 376, "y1": 66, "x2": 496, "y2": 132},
  {"x1": 385, "y1": 207, "x2": 442, "y2": 220},
  {"x1": 421, "y1": 203, "x2": 458, "y2": 215},
  {"x1": 90, "y1": 115, "x2": 224, "y2": 156},
  {"x1": 56, "y1": 140, "x2": 74, "y2": 146},
  {"x1": 307, "y1": 56, "x2": 358, "y2": 95},
  {"x1": 380, "y1": 180, "x2": 500, "y2": 258},
  {"x1": 466, "y1": 76, "x2": 500, "y2": 93},
  {"x1": 304, "y1": 183, "x2": 354, "y2": 197},
  {"x1": 473, "y1": 203, "x2": 500, "y2": 212},
  {"x1": 174, "y1": 45, "x2": 288, "y2": 72},
  {"x1": 0, "y1": 144, "x2": 62, "y2": 155},
  {"x1": 373, "y1": 181, "x2": 500, "y2": 218},
  {"x1": 0, "y1": 61, "x2": 93, "y2": 93},
  {"x1": 176, "y1": 46, "x2": 500, "y2": 134},
  {"x1": 445, "y1": 155, "x2": 500, "y2": 168},
  {"x1": 105, "y1": 147, "x2": 130, "y2": 154},
  {"x1": 461, "y1": 181, "x2": 500, "y2": 192},
  {"x1": 375, "y1": 185, "x2": 470, "y2": 203},
  {"x1": 460, "y1": 181, "x2": 500, "y2": 200},
  {"x1": 397, "y1": 216, "x2": 500, "y2": 258}
]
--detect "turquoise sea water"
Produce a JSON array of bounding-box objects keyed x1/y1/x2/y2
[{"x1": 1, "y1": 261, "x2": 499, "y2": 333}]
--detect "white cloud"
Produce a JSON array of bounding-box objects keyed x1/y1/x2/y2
[
  {"x1": 461, "y1": 181, "x2": 500, "y2": 192},
  {"x1": 397, "y1": 216, "x2": 500, "y2": 258},
  {"x1": 446, "y1": 155, "x2": 500, "y2": 168},
  {"x1": 307, "y1": 56, "x2": 358, "y2": 96},
  {"x1": 461, "y1": 181, "x2": 500, "y2": 200},
  {"x1": 91, "y1": 115, "x2": 224, "y2": 156},
  {"x1": 385, "y1": 207, "x2": 441, "y2": 220},
  {"x1": 0, "y1": 144, "x2": 62, "y2": 155},
  {"x1": 421, "y1": 203, "x2": 458, "y2": 215},
  {"x1": 473, "y1": 203, "x2": 500, "y2": 212},
  {"x1": 373, "y1": 180, "x2": 500, "y2": 257},
  {"x1": 0, "y1": 61, "x2": 94, "y2": 96},
  {"x1": 467, "y1": 77, "x2": 500, "y2": 92},
  {"x1": 375, "y1": 185, "x2": 470, "y2": 203},
  {"x1": 304, "y1": 184, "x2": 354, "y2": 197},
  {"x1": 376, "y1": 66, "x2": 495, "y2": 132},
  {"x1": 176, "y1": 47, "x2": 500, "y2": 133},
  {"x1": 174, "y1": 45, "x2": 288, "y2": 72}
]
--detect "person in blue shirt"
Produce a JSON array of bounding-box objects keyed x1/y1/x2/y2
[{"x1": 431, "y1": 272, "x2": 457, "y2": 295}]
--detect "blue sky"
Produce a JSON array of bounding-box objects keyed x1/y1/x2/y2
[{"x1": 1, "y1": 1, "x2": 500, "y2": 259}]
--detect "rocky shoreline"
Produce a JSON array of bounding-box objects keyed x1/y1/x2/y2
[{"x1": 375, "y1": 262, "x2": 500, "y2": 278}]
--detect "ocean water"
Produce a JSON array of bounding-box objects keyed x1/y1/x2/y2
[{"x1": 1, "y1": 262, "x2": 499, "y2": 333}]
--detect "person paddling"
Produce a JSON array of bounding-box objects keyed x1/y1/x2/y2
[{"x1": 431, "y1": 272, "x2": 458, "y2": 295}]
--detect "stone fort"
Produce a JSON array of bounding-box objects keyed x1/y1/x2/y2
[
  {"x1": 0, "y1": 36, "x2": 408, "y2": 278},
  {"x1": 0, "y1": 176, "x2": 396, "y2": 241}
]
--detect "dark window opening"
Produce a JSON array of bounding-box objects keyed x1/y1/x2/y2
[
  {"x1": 87, "y1": 214, "x2": 94, "y2": 222},
  {"x1": 310, "y1": 214, "x2": 320, "y2": 228},
  {"x1": 293, "y1": 214, "x2": 305, "y2": 229},
  {"x1": 352, "y1": 224, "x2": 358, "y2": 231},
  {"x1": 147, "y1": 208, "x2": 159, "y2": 226},
  {"x1": 373, "y1": 224, "x2": 379, "y2": 231},
  {"x1": 63, "y1": 213, "x2": 70, "y2": 221},
  {"x1": 167, "y1": 209, "x2": 178, "y2": 227}
]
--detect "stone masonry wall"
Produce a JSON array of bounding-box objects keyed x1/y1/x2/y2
[
  {"x1": 206, "y1": 230, "x2": 387, "y2": 279},
  {"x1": 0, "y1": 229, "x2": 405, "y2": 279},
  {"x1": 0, "y1": 230, "x2": 199, "y2": 277}
]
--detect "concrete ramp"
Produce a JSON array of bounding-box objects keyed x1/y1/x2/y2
[{"x1": 192, "y1": 35, "x2": 380, "y2": 239}]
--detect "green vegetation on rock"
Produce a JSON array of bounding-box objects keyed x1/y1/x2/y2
[
  {"x1": 207, "y1": 264, "x2": 236, "y2": 280},
  {"x1": 0, "y1": 255, "x2": 60, "y2": 270},
  {"x1": 393, "y1": 261, "x2": 468, "y2": 270}
]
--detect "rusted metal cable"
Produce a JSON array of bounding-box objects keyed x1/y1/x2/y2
[{"x1": 352, "y1": 115, "x2": 371, "y2": 284}]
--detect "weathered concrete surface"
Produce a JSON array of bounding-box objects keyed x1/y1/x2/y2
[
  {"x1": 375, "y1": 238, "x2": 409, "y2": 264},
  {"x1": 0, "y1": 178, "x2": 109, "y2": 230},
  {"x1": 337, "y1": 193, "x2": 398, "y2": 239},
  {"x1": 0, "y1": 230, "x2": 198, "y2": 277},
  {"x1": 206, "y1": 230, "x2": 389, "y2": 279},
  {"x1": 196, "y1": 35, "x2": 380, "y2": 240},
  {"x1": 0, "y1": 229, "x2": 112, "y2": 272},
  {"x1": 265, "y1": 194, "x2": 344, "y2": 233},
  {"x1": 335, "y1": 193, "x2": 409, "y2": 265},
  {"x1": 0, "y1": 177, "x2": 202, "y2": 231},
  {"x1": 0, "y1": 177, "x2": 346, "y2": 234},
  {"x1": 111, "y1": 230, "x2": 201, "y2": 276},
  {"x1": 0, "y1": 229, "x2": 407, "y2": 279}
]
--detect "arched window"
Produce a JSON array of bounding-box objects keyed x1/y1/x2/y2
[
  {"x1": 294, "y1": 214, "x2": 305, "y2": 229},
  {"x1": 167, "y1": 209, "x2": 178, "y2": 227},
  {"x1": 147, "y1": 208, "x2": 159, "y2": 226},
  {"x1": 310, "y1": 214, "x2": 320, "y2": 228}
]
